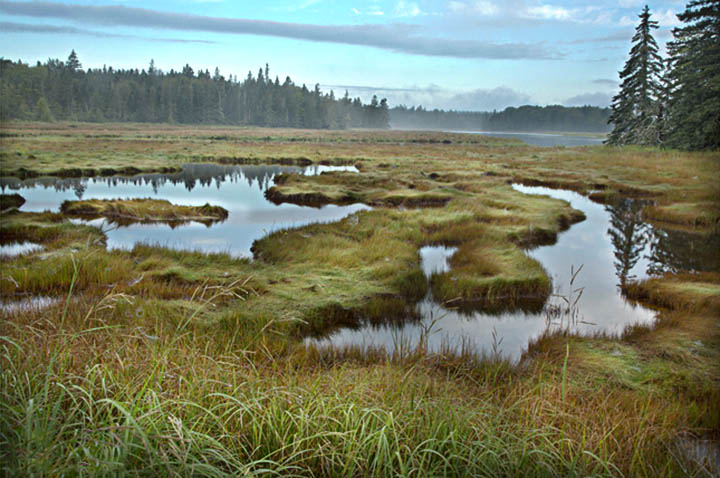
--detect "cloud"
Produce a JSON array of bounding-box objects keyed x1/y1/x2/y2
[
  {"x1": 321, "y1": 83, "x2": 532, "y2": 111},
  {"x1": 0, "y1": 21, "x2": 217, "y2": 43},
  {"x1": 0, "y1": 1, "x2": 560, "y2": 60},
  {"x1": 653, "y1": 8, "x2": 681, "y2": 27},
  {"x1": 272, "y1": 0, "x2": 322, "y2": 13},
  {"x1": 592, "y1": 78, "x2": 617, "y2": 86},
  {"x1": 445, "y1": 1, "x2": 613, "y2": 26},
  {"x1": 393, "y1": 1, "x2": 422, "y2": 17},
  {"x1": 564, "y1": 92, "x2": 612, "y2": 107},
  {"x1": 618, "y1": 0, "x2": 643, "y2": 7},
  {"x1": 445, "y1": 86, "x2": 532, "y2": 111},
  {"x1": 567, "y1": 30, "x2": 632, "y2": 44},
  {"x1": 448, "y1": 1, "x2": 499, "y2": 16},
  {"x1": 525, "y1": 5, "x2": 572, "y2": 21}
]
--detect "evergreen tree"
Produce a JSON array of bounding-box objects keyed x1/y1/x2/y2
[
  {"x1": 665, "y1": 0, "x2": 720, "y2": 150},
  {"x1": 34, "y1": 97, "x2": 54, "y2": 122},
  {"x1": 66, "y1": 49, "x2": 82, "y2": 72},
  {"x1": 606, "y1": 5, "x2": 664, "y2": 145}
]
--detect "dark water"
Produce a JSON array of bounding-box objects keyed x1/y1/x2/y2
[
  {"x1": 306, "y1": 186, "x2": 717, "y2": 361},
  {"x1": 1, "y1": 163, "x2": 367, "y2": 257},
  {"x1": 449, "y1": 130, "x2": 606, "y2": 147}
]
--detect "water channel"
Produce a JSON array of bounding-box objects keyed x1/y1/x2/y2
[{"x1": 307, "y1": 186, "x2": 718, "y2": 361}]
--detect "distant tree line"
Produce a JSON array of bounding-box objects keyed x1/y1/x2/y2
[
  {"x1": 390, "y1": 104, "x2": 611, "y2": 133},
  {"x1": 607, "y1": 2, "x2": 719, "y2": 150},
  {"x1": 0, "y1": 53, "x2": 390, "y2": 129}
]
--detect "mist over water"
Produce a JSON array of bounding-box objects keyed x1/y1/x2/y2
[{"x1": 448, "y1": 131, "x2": 606, "y2": 147}]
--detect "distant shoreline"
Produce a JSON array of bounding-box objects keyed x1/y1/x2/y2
[{"x1": 390, "y1": 127, "x2": 608, "y2": 138}]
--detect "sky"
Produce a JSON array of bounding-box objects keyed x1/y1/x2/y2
[{"x1": 0, "y1": 0, "x2": 687, "y2": 111}]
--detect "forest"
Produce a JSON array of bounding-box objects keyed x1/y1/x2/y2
[
  {"x1": 0, "y1": 55, "x2": 390, "y2": 129},
  {"x1": 1, "y1": 52, "x2": 610, "y2": 133},
  {"x1": 389, "y1": 104, "x2": 611, "y2": 132},
  {"x1": 606, "y1": 3, "x2": 719, "y2": 150}
]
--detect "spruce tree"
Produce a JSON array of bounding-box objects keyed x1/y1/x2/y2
[
  {"x1": 606, "y1": 5, "x2": 664, "y2": 145},
  {"x1": 66, "y1": 49, "x2": 82, "y2": 72},
  {"x1": 665, "y1": 0, "x2": 720, "y2": 150}
]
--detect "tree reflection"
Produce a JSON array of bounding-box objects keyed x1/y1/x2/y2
[
  {"x1": 645, "y1": 227, "x2": 720, "y2": 275},
  {"x1": 1, "y1": 163, "x2": 312, "y2": 196},
  {"x1": 606, "y1": 198, "x2": 649, "y2": 286}
]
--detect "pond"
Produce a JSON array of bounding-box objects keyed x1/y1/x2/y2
[
  {"x1": 1, "y1": 163, "x2": 368, "y2": 257},
  {"x1": 306, "y1": 186, "x2": 718, "y2": 362},
  {"x1": 449, "y1": 130, "x2": 606, "y2": 147}
]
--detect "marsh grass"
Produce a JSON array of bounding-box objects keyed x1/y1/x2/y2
[
  {"x1": 2, "y1": 282, "x2": 694, "y2": 477},
  {"x1": 60, "y1": 198, "x2": 229, "y2": 226},
  {"x1": 1, "y1": 123, "x2": 719, "y2": 476}
]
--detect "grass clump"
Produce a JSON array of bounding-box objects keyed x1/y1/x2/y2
[{"x1": 59, "y1": 198, "x2": 228, "y2": 226}]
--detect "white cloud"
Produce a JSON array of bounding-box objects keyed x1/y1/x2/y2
[
  {"x1": 618, "y1": 0, "x2": 643, "y2": 7},
  {"x1": 619, "y1": 7, "x2": 679, "y2": 28},
  {"x1": 448, "y1": 1, "x2": 498, "y2": 16},
  {"x1": 564, "y1": 92, "x2": 612, "y2": 107},
  {"x1": 394, "y1": 1, "x2": 422, "y2": 17},
  {"x1": 320, "y1": 83, "x2": 532, "y2": 111},
  {"x1": 368, "y1": 5, "x2": 385, "y2": 16},
  {"x1": 445, "y1": 86, "x2": 532, "y2": 111},
  {"x1": 448, "y1": 1, "x2": 465, "y2": 12},
  {"x1": 525, "y1": 4, "x2": 572, "y2": 21},
  {"x1": 618, "y1": 15, "x2": 635, "y2": 26},
  {"x1": 654, "y1": 8, "x2": 680, "y2": 27},
  {"x1": 271, "y1": 0, "x2": 322, "y2": 13}
]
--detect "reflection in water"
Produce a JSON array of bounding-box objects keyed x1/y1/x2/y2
[
  {"x1": 0, "y1": 163, "x2": 345, "y2": 200},
  {"x1": 309, "y1": 186, "x2": 717, "y2": 361},
  {"x1": 2, "y1": 163, "x2": 366, "y2": 257},
  {"x1": 0, "y1": 241, "x2": 44, "y2": 257},
  {"x1": 606, "y1": 198, "x2": 650, "y2": 286},
  {"x1": 309, "y1": 187, "x2": 669, "y2": 362},
  {"x1": 0, "y1": 296, "x2": 58, "y2": 314},
  {"x1": 646, "y1": 227, "x2": 720, "y2": 275}
]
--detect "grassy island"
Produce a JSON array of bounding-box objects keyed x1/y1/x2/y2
[{"x1": 59, "y1": 198, "x2": 229, "y2": 226}]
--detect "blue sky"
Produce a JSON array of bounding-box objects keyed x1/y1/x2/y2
[{"x1": 0, "y1": 0, "x2": 686, "y2": 111}]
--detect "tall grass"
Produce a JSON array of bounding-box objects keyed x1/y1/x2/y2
[{"x1": 3, "y1": 277, "x2": 712, "y2": 477}]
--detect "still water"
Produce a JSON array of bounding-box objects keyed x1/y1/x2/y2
[
  {"x1": 450, "y1": 130, "x2": 606, "y2": 147},
  {"x1": 307, "y1": 186, "x2": 717, "y2": 361},
  {"x1": 3, "y1": 166, "x2": 716, "y2": 360},
  {"x1": 1, "y1": 163, "x2": 367, "y2": 257}
]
